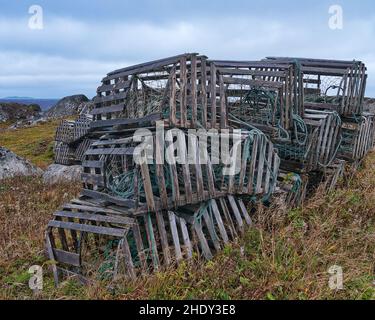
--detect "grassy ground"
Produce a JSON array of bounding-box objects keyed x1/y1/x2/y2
[
  {"x1": 0, "y1": 120, "x2": 60, "y2": 169},
  {"x1": 0, "y1": 152, "x2": 373, "y2": 300}
]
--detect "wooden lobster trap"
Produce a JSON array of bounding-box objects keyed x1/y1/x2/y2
[
  {"x1": 80, "y1": 127, "x2": 280, "y2": 214},
  {"x1": 73, "y1": 113, "x2": 93, "y2": 142},
  {"x1": 339, "y1": 113, "x2": 375, "y2": 161},
  {"x1": 266, "y1": 57, "x2": 367, "y2": 116},
  {"x1": 55, "y1": 120, "x2": 75, "y2": 144},
  {"x1": 90, "y1": 53, "x2": 230, "y2": 131},
  {"x1": 45, "y1": 194, "x2": 252, "y2": 285},
  {"x1": 209, "y1": 59, "x2": 303, "y2": 135},
  {"x1": 214, "y1": 129, "x2": 280, "y2": 199},
  {"x1": 46, "y1": 53, "x2": 373, "y2": 286},
  {"x1": 54, "y1": 142, "x2": 77, "y2": 165},
  {"x1": 276, "y1": 171, "x2": 308, "y2": 208},
  {"x1": 275, "y1": 109, "x2": 342, "y2": 172}
]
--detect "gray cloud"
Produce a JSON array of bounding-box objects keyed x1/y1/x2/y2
[{"x1": 0, "y1": 13, "x2": 374, "y2": 98}]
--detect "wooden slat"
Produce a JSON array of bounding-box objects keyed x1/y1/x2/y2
[
  {"x1": 144, "y1": 213, "x2": 160, "y2": 270},
  {"x1": 48, "y1": 220, "x2": 127, "y2": 238},
  {"x1": 90, "y1": 104, "x2": 125, "y2": 115},
  {"x1": 203, "y1": 209, "x2": 221, "y2": 251},
  {"x1": 210, "y1": 63, "x2": 217, "y2": 128},
  {"x1": 45, "y1": 231, "x2": 59, "y2": 286},
  {"x1": 54, "y1": 210, "x2": 134, "y2": 225},
  {"x1": 121, "y1": 238, "x2": 136, "y2": 280},
  {"x1": 155, "y1": 211, "x2": 171, "y2": 265},
  {"x1": 201, "y1": 57, "x2": 208, "y2": 128},
  {"x1": 237, "y1": 198, "x2": 252, "y2": 226},
  {"x1": 168, "y1": 211, "x2": 183, "y2": 261},
  {"x1": 81, "y1": 189, "x2": 136, "y2": 208},
  {"x1": 53, "y1": 248, "x2": 80, "y2": 267},
  {"x1": 180, "y1": 56, "x2": 187, "y2": 127},
  {"x1": 209, "y1": 199, "x2": 229, "y2": 244},
  {"x1": 191, "y1": 55, "x2": 198, "y2": 127},
  {"x1": 227, "y1": 196, "x2": 244, "y2": 233},
  {"x1": 178, "y1": 216, "x2": 192, "y2": 259},
  {"x1": 140, "y1": 161, "x2": 156, "y2": 212},
  {"x1": 193, "y1": 219, "x2": 213, "y2": 260}
]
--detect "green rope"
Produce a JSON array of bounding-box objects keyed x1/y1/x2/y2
[{"x1": 97, "y1": 239, "x2": 119, "y2": 280}]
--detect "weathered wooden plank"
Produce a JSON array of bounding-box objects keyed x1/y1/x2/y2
[
  {"x1": 105, "y1": 54, "x2": 187, "y2": 79},
  {"x1": 209, "y1": 199, "x2": 229, "y2": 244},
  {"x1": 210, "y1": 63, "x2": 217, "y2": 128},
  {"x1": 178, "y1": 131, "x2": 192, "y2": 203},
  {"x1": 169, "y1": 66, "x2": 177, "y2": 125},
  {"x1": 255, "y1": 135, "x2": 267, "y2": 193},
  {"x1": 178, "y1": 216, "x2": 192, "y2": 259},
  {"x1": 54, "y1": 210, "x2": 134, "y2": 225},
  {"x1": 48, "y1": 220, "x2": 127, "y2": 238},
  {"x1": 218, "y1": 198, "x2": 237, "y2": 239},
  {"x1": 180, "y1": 56, "x2": 187, "y2": 127},
  {"x1": 53, "y1": 248, "x2": 80, "y2": 267},
  {"x1": 219, "y1": 75, "x2": 227, "y2": 128},
  {"x1": 200, "y1": 57, "x2": 208, "y2": 128},
  {"x1": 155, "y1": 211, "x2": 171, "y2": 265},
  {"x1": 168, "y1": 211, "x2": 183, "y2": 262},
  {"x1": 247, "y1": 134, "x2": 259, "y2": 194},
  {"x1": 155, "y1": 132, "x2": 168, "y2": 209},
  {"x1": 203, "y1": 209, "x2": 221, "y2": 251},
  {"x1": 237, "y1": 198, "x2": 252, "y2": 226},
  {"x1": 131, "y1": 222, "x2": 147, "y2": 271},
  {"x1": 140, "y1": 161, "x2": 156, "y2": 212},
  {"x1": 193, "y1": 220, "x2": 213, "y2": 260},
  {"x1": 90, "y1": 113, "x2": 161, "y2": 129},
  {"x1": 81, "y1": 189, "x2": 136, "y2": 208},
  {"x1": 144, "y1": 213, "x2": 160, "y2": 270},
  {"x1": 227, "y1": 196, "x2": 244, "y2": 233},
  {"x1": 165, "y1": 130, "x2": 180, "y2": 206},
  {"x1": 121, "y1": 238, "x2": 136, "y2": 280},
  {"x1": 45, "y1": 231, "x2": 60, "y2": 286},
  {"x1": 223, "y1": 76, "x2": 284, "y2": 88},
  {"x1": 191, "y1": 55, "x2": 198, "y2": 127}
]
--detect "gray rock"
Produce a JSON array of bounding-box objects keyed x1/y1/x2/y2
[
  {"x1": 43, "y1": 164, "x2": 82, "y2": 185},
  {"x1": 0, "y1": 147, "x2": 43, "y2": 179},
  {"x1": 363, "y1": 97, "x2": 375, "y2": 114},
  {"x1": 0, "y1": 102, "x2": 41, "y2": 123},
  {"x1": 44, "y1": 94, "x2": 91, "y2": 119}
]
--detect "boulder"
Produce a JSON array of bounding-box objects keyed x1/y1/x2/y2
[
  {"x1": 44, "y1": 94, "x2": 92, "y2": 118},
  {"x1": 0, "y1": 147, "x2": 43, "y2": 179},
  {"x1": 43, "y1": 164, "x2": 82, "y2": 185},
  {"x1": 363, "y1": 97, "x2": 375, "y2": 114}
]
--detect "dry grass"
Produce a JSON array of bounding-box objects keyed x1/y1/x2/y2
[
  {"x1": 0, "y1": 153, "x2": 374, "y2": 300},
  {"x1": 0, "y1": 177, "x2": 81, "y2": 299},
  {"x1": 0, "y1": 120, "x2": 60, "y2": 169}
]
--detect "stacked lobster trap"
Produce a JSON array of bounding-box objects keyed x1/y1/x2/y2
[
  {"x1": 47, "y1": 53, "x2": 374, "y2": 284},
  {"x1": 47, "y1": 53, "x2": 281, "y2": 284},
  {"x1": 54, "y1": 112, "x2": 94, "y2": 165}
]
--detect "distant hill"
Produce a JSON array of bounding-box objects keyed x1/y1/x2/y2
[
  {"x1": 0, "y1": 97, "x2": 59, "y2": 111},
  {"x1": 0, "y1": 102, "x2": 42, "y2": 123}
]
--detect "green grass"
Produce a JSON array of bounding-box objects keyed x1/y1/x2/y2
[{"x1": 0, "y1": 120, "x2": 60, "y2": 169}]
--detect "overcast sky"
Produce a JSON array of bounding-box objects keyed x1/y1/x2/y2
[{"x1": 0, "y1": 0, "x2": 374, "y2": 98}]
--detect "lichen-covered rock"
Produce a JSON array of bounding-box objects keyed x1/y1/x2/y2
[
  {"x1": 0, "y1": 147, "x2": 43, "y2": 179},
  {"x1": 44, "y1": 95, "x2": 92, "y2": 119},
  {"x1": 0, "y1": 102, "x2": 41, "y2": 123},
  {"x1": 42, "y1": 164, "x2": 82, "y2": 185}
]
